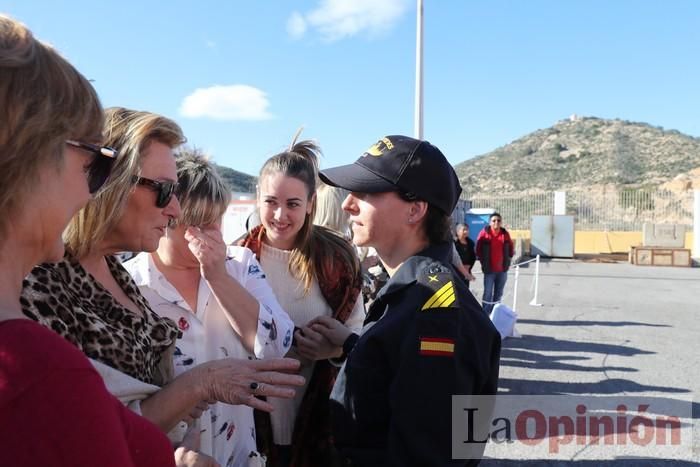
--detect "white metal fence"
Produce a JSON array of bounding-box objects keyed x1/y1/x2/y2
[
  {"x1": 462, "y1": 192, "x2": 554, "y2": 230},
  {"x1": 462, "y1": 189, "x2": 694, "y2": 232},
  {"x1": 567, "y1": 189, "x2": 694, "y2": 231}
]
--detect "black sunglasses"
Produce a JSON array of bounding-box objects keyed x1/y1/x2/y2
[
  {"x1": 132, "y1": 176, "x2": 178, "y2": 208},
  {"x1": 66, "y1": 140, "x2": 118, "y2": 194}
]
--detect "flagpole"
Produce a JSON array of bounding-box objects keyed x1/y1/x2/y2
[{"x1": 414, "y1": 0, "x2": 424, "y2": 139}]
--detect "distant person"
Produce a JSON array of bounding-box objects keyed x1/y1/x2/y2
[
  {"x1": 314, "y1": 135, "x2": 501, "y2": 466},
  {"x1": 313, "y1": 182, "x2": 350, "y2": 238},
  {"x1": 454, "y1": 223, "x2": 477, "y2": 287},
  {"x1": 476, "y1": 213, "x2": 514, "y2": 314}
]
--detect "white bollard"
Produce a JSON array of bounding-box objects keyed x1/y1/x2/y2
[
  {"x1": 529, "y1": 254, "x2": 543, "y2": 306},
  {"x1": 694, "y1": 190, "x2": 700, "y2": 263},
  {"x1": 512, "y1": 265, "x2": 520, "y2": 312}
]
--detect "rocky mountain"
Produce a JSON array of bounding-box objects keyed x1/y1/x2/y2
[
  {"x1": 176, "y1": 146, "x2": 257, "y2": 193},
  {"x1": 214, "y1": 163, "x2": 257, "y2": 193},
  {"x1": 455, "y1": 116, "x2": 700, "y2": 194}
]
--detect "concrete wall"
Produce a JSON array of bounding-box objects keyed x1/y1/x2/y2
[{"x1": 508, "y1": 229, "x2": 694, "y2": 255}]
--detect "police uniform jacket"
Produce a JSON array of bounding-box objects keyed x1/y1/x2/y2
[{"x1": 330, "y1": 242, "x2": 501, "y2": 466}]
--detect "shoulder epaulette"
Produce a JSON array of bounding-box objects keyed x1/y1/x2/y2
[{"x1": 417, "y1": 262, "x2": 459, "y2": 311}]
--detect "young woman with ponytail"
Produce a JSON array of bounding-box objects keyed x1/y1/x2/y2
[{"x1": 240, "y1": 134, "x2": 364, "y2": 467}]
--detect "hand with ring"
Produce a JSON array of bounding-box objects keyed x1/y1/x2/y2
[
  {"x1": 195, "y1": 357, "x2": 304, "y2": 412},
  {"x1": 249, "y1": 381, "x2": 265, "y2": 395}
]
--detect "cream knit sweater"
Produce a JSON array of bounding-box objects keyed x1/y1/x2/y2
[{"x1": 259, "y1": 242, "x2": 365, "y2": 445}]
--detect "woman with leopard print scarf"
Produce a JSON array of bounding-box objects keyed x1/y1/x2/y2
[{"x1": 21, "y1": 107, "x2": 305, "y2": 466}]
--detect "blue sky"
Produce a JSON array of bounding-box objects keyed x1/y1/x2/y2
[{"x1": 6, "y1": 1, "x2": 700, "y2": 177}]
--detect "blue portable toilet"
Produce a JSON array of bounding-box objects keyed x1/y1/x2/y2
[{"x1": 465, "y1": 208, "x2": 496, "y2": 244}]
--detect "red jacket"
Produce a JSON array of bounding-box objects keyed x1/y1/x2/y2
[{"x1": 476, "y1": 226, "x2": 514, "y2": 273}]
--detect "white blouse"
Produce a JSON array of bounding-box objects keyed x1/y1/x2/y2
[{"x1": 125, "y1": 247, "x2": 294, "y2": 467}]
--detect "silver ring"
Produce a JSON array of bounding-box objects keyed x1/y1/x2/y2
[{"x1": 249, "y1": 382, "x2": 259, "y2": 392}]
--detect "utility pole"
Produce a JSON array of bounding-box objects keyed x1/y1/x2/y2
[{"x1": 414, "y1": 0, "x2": 424, "y2": 139}]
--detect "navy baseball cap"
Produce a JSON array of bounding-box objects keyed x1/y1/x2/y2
[{"x1": 319, "y1": 135, "x2": 462, "y2": 214}]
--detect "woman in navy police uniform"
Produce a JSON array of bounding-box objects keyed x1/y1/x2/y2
[{"x1": 311, "y1": 135, "x2": 501, "y2": 467}]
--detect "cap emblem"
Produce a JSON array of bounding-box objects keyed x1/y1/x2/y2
[{"x1": 364, "y1": 137, "x2": 394, "y2": 157}]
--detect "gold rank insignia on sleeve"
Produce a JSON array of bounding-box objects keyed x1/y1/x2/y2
[{"x1": 421, "y1": 280, "x2": 456, "y2": 311}]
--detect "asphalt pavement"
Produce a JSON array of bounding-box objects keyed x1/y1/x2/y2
[{"x1": 470, "y1": 258, "x2": 700, "y2": 465}]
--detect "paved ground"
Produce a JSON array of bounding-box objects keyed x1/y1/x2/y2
[{"x1": 470, "y1": 258, "x2": 700, "y2": 465}]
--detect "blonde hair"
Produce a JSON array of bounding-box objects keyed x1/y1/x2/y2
[
  {"x1": 0, "y1": 15, "x2": 103, "y2": 241},
  {"x1": 258, "y1": 134, "x2": 359, "y2": 294},
  {"x1": 172, "y1": 148, "x2": 231, "y2": 227},
  {"x1": 313, "y1": 183, "x2": 349, "y2": 237},
  {"x1": 64, "y1": 107, "x2": 185, "y2": 258}
]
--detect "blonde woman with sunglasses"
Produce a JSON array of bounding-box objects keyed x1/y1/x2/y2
[{"x1": 21, "y1": 107, "x2": 304, "y2": 461}]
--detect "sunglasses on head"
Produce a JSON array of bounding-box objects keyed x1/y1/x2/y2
[
  {"x1": 131, "y1": 176, "x2": 178, "y2": 208},
  {"x1": 66, "y1": 140, "x2": 118, "y2": 194}
]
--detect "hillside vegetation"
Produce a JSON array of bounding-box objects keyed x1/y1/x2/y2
[
  {"x1": 455, "y1": 116, "x2": 700, "y2": 193},
  {"x1": 214, "y1": 163, "x2": 257, "y2": 193}
]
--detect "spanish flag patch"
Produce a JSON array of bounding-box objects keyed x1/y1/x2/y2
[
  {"x1": 419, "y1": 337, "x2": 455, "y2": 357},
  {"x1": 421, "y1": 280, "x2": 456, "y2": 311}
]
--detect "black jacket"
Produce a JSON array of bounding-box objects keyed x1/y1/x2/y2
[
  {"x1": 454, "y1": 238, "x2": 476, "y2": 269},
  {"x1": 330, "y1": 242, "x2": 501, "y2": 466}
]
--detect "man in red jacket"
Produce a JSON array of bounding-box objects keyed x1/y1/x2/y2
[{"x1": 476, "y1": 213, "x2": 514, "y2": 314}]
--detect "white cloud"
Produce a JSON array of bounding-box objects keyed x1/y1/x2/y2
[
  {"x1": 180, "y1": 85, "x2": 273, "y2": 121},
  {"x1": 287, "y1": 0, "x2": 411, "y2": 42},
  {"x1": 287, "y1": 11, "x2": 307, "y2": 39}
]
